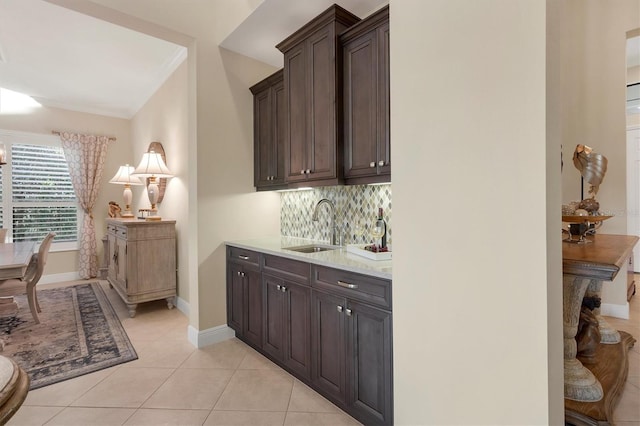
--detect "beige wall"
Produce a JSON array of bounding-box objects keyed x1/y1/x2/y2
[
  {"x1": 392, "y1": 0, "x2": 562, "y2": 423},
  {"x1": 130, "y1": 60, "x2": 190, "y2": 303},
  {"x1": 0, "y1": 105, "x2": 131, "y2": 278},
  {"x1": 560, "y1": 0, "x2": 640, "y2": 235},
  {"x1": 559, "y1": 0, "x2": 640, "y2": 309}
]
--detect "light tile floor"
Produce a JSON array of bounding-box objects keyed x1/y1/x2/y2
[
  {"x1": 6, "y1": 279, "x2": 640, "y2": 425},
  {"x1": 7, "y1": 280, "x2": 360, "y2": 426},
  {"x1": 602, "y1": 280, "x2": 640, "y2": 426}
]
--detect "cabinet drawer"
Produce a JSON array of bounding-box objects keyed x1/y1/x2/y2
[
  {"x1": 312, "y1": 266, "x2": 391, "y2": 310},
  {"x1": 228, "y1": 246, "x2": 260, "y2": 268},
  {"x1": 107, "y1": 224, "x2": 128, "y2": 238},
  {"x1": 263, "y1": 254, "x2": 310, "y2": 285}
]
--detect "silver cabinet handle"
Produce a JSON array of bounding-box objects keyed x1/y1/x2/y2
[
  {"x1": 276, "y1": 285, "x2": 281, "y2": 291},
  {"x1": 238, "y1": 255, "x2": 250, "y2": 260},
  {"x1": 370, "y1": 161, "x2": 375, "y2": 167},
  {"x1": 281, "y1": 286, "x2": 287, "y2": 293},
  {"x1": 337, "y1": 305, "x2": 343, "y2": 313},
  {"x1": 300, "y1": 170, "x2": 305, "y2": 175},
  {"x1": 345, "y1": 308, "x2": 352, "y2": 316},
  {"x1": 306, "y1": 169, "x2": 311, "y2": 174},
  {"x1": 237, "y1": 271, "x2": 241, "y2": 277},
  {"x1": 337, "y1": 280, "x2": 358, "y2": 289},
  {"x1": 378, "y1": 160, "x2": 385, "y2": 166}
]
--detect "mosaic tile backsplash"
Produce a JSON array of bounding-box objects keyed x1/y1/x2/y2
[{"x1": 280, "y1": 184, "x2": 392, "y2": 245}]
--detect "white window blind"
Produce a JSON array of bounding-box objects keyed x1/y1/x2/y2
[{"x1": 0, "y1": 130, "x2": 79, "y2": 246}]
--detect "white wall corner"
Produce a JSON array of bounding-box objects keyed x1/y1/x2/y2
[
  {"x1": 187, "y1": 324, "x2": 236, "y2": 348},
  {"x1": 600, "y1": 302, "x2": 630, "y2": 319}
]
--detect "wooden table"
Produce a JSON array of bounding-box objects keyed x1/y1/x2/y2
[
  {"x1": 0, "y1": 356, "x2": 29, "y2": 423},
  {"x1": 562, "y1": 234, "x2": 638, "y2": 425},
  {"x1": 0, "y1": 242, "x2": 36, "y2": 280},
  {"x1": 0, "y1": 242, "x2": 36, "y2": 350}
]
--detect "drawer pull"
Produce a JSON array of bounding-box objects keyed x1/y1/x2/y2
[
  {"x1": 281, "y1": 286, "x2": 287, "y2": 293},
  {"x1": 238, "y1": 255, "x2": 250, "y2": 260},
  {"x1": 276, "y1": 285, "x2": 281, "y2": 291},
  {"x1": 337, "y1": 305, "x2": 343, "y2": 313},
  {"x1": 337, "y1": 280, "x2": 358, "y2": 289},
  {"x1": 345, "y1": 308, "x2": 352, "y2": 316}
]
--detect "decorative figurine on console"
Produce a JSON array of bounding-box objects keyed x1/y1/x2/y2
[
  {"x1": 108, "y1": 201, "x2": 122, "y2": 218},
  {"x1": 562, "y1": 145, "x2": 612, "y2": 243},
  {"x1": 573, "y1": 144, "x2": 607, "y2": 213}
]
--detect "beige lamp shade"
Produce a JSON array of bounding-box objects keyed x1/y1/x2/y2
[
  {"x1": 109, "y1": 164, "x2": 143, "y2": 218},
  {"x1": 132, "y1": 150, "x2": 173, "y2": 178},
  {"x1": 131, "y1": 150, "x2": 173, "y2": 221}
]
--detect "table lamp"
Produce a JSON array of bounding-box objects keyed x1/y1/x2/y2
[
  {"x1": 109, "y1": 164, "x2": 143, "y2": 218},
  {"x1": 131, "y1": 149, "x2": 173, "y2": 221}
]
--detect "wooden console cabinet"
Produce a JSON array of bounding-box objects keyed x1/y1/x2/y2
[{"x1": 106, "y1": 218, "x2": 177, "y2": 317}]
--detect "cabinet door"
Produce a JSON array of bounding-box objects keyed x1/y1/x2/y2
[
  {"x1": 263, "y1": 275, "x2": 285, "y2": 360},
  {"x1": 107, "y1": 233, "x2": 118, "y2": 281},
  {"x1": 243, "y1": 269, "x2": 263, "y2": 348},
  {"x1": 311, "y1": 290, "x2": 347, "y2": 403},
  {"x1": 308, "y1": 26, "x2": 337, "y2": 181},
  {"x1": 115, "y1": 237, "x2": 127, "y2": 288},
  {"x1": 283, "y1": 282, "x2": 311, "y2": 380},
  {"x1": 227, "y1": 263, "x2": 244, "y2": 334},
  {"x1": 284, "y1": 43, "x2": 309, "y2": 182},
  {"x1": 343, "y1": 30, "x2": 378, "y2": 179},
  {"x1": 346, "y1": 301, "x2": 393, "y2": 426},
  {"x1": 376, "y1": 21, "x2": 391, "y2": 176},
  {"x1": 254, "y1": 87, "x2": 273, "y2": 188},
  {"x1": 272, "y1": 79, "x2": 286, "y2": 184},
  {"x1": 253, "y1": 75, "x2": 286, "y2": 190}
]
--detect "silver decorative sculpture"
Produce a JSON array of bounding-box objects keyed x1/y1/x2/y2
[{"x1": 573, "y1": 144, "x2": 608, "y2": 199}]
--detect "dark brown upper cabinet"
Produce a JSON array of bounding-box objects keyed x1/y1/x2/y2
[
  {"x1": 276, "y1": 5, "x2": 360, "y2": 188},
  {"x1": 250, "y1": 69, "x2": 287, "y2": 191},
  {"x1": 341, "y1": 5, "x2": 390, "y2": 185}
]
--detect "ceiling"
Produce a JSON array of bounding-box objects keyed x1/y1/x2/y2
[
  {"x1": 0, "y1": 0, "x2": 636, "y2": 119},
  {"x1": 0, "y1": 0, "x2": 186, "y2": 119},
  {"x1": 220, "y1": 0, "x2": 389, "y2": 68}
]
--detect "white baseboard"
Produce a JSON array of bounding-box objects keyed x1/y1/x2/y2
[
  {"x1": 600, "y1": 302, "x2": 629, "y2": 319},
  {"x1": 37, "y1": 272, "x2": 81, "y2": 285},
  {"x1": 187, "y1": 324, "x2": 236, "y2": 348},
  {"x1": 176, "y1": 296, "x2": 189, "y2": 316}
]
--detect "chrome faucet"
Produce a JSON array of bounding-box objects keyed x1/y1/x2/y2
[{"x1": 312, "y1": 198, "x2": 340, "y2": 246}]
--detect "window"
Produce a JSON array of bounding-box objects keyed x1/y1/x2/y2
[{"x1": 0, "y1": 130, "x2": 79, "y2": 249}]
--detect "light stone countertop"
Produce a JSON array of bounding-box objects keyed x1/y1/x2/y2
[{"x1": 225, "y1": 236, "x2": 392, "y2": 280}]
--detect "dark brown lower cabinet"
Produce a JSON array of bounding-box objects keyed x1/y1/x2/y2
[
  {"x1": 311, "y1": 289, "x2": 393, "y2": 426},
  {"x1": 263, "y1": 274, "x2": 311, "y2": 380},
  {"x1": 347, "y1": 300, "x2": 393, "y2": 426},
  {"x1": 226, "y1": 247, "x2": 393, "y2": 425},
  {"x1": 311, "y1": 290, "x2": 347, "y2": 402},
  {"x1": 227, "y1": 262, "x2": 262, "y2": 348}
]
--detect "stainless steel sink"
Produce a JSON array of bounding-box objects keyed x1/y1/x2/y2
[{"x1": 283, "y1": 244, "x2": 337, "y2": 254}]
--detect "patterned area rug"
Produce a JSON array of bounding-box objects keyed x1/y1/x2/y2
[{"x1": 0, "y1": 282, "x2": 137, "y2": 390}]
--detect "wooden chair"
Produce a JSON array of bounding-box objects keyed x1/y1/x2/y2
[{"x1": 0, "y1": 232, "x2": 56, "y2": 324}]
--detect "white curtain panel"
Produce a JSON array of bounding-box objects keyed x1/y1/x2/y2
[{"x1": 59, "y1": 132, "x2": 112, "y2": 279}]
